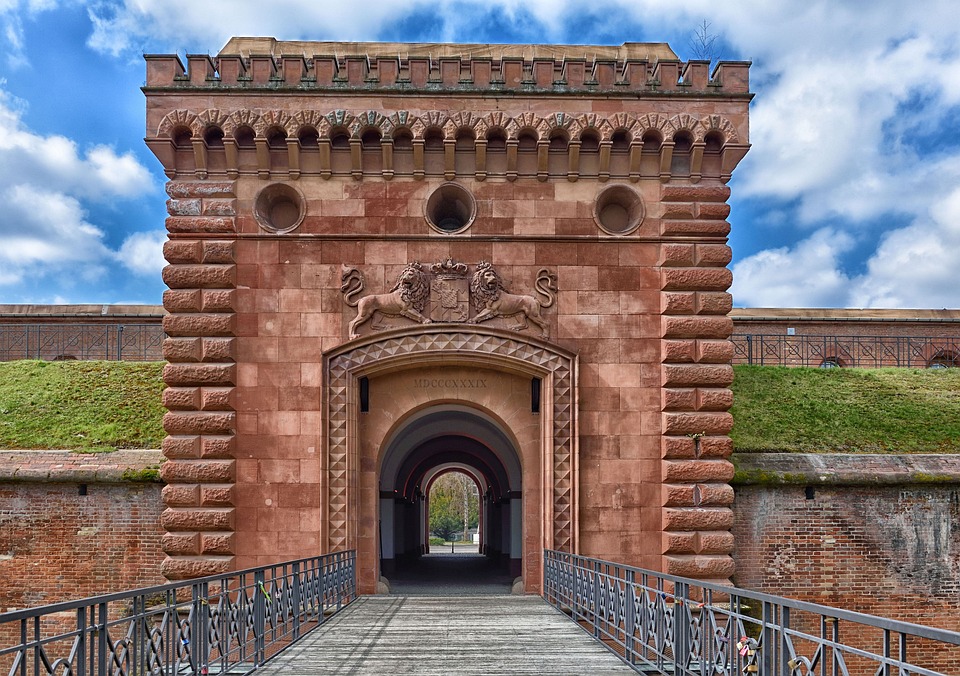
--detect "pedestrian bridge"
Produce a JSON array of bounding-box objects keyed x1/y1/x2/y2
[{"x1": 3, "y1": 549, "x2": 959, "y2": 675}]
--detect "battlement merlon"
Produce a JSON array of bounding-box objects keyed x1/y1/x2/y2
[{"x1": 143, "y1": 38, "x2": 751, "y2": 96}]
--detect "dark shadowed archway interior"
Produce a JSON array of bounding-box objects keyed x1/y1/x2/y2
[{"x1": 378, "y1": 406, "x2": 522, "y2": 594}]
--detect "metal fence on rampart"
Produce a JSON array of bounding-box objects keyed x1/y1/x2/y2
[
  {"x1": 0, "y1": 551, "x2": 356, "y2": 676},
  {"x1": 0, "y1": 324, "x2": 165, "y2": 362},
  {"x1": 543, "y1": 550, "x2": 960, "y2": 675},
  {"x1": 732, "y1": 334, "x2": 960, "y2": 368}
]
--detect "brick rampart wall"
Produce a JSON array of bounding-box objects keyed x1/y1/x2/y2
[
  {"x1": 732, "y1": 453, "x2": 960, "y2": 642},
  {"x1": 0, "y1": 451, "x2": 166, "y2": 612}
]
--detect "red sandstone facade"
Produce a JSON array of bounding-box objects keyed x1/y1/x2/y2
[{"x1": 143, "y1": 38, "x2": 752, "y2": 593}]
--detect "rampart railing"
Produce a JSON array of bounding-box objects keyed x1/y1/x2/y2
[
  {"x1": 543, "y1": 550, "x2": 960, "y2": 675},
  {"x1": 0, "y1": 551, "x2": 355, "y2": 676},
  {"x1": 0, "y1": 324, "x2": 165, "y2": 362},
  {"x1": 732, "y1": 334, "x2": 960, "y2": 368}
]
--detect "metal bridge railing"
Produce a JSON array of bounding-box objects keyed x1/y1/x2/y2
[
  {"x1": 0, "y1": 324, "x2": 166, "y2": 362},
  {"x1": 0, "y1": 551, "x2": 356, "y2": 676},
  {"x1": 732, "y1": 334, "x2": 960, "y2": 368},
  {"x1": 543, "y1": 550, "x2": 960, "y2": 676}
]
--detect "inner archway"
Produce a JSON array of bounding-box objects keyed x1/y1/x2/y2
[{"x1": 378, "y1": 405, "x2": 524, "y2": 593}]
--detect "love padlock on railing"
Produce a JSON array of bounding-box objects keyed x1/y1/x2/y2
[{"x1": 736, "y1": 636, "x2": 760, "y2": 673}]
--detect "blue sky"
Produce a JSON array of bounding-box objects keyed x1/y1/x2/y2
[{"x1": 2, "y1": 1, "x2": 960, "y2": 309}]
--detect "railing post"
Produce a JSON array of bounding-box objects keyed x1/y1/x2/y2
[
  {"x1": 254, "y1": 569, "x2": 266, "y2": 667},
  {"x1": 292, "y1": 561, "x2": 302, "y2": 641},
  {"x1": 624, "y1": 568, "x2": 636, "y2": 666},
  {"x1": 746, "y1": 334, "x2": 753, "y2": 365},
  {"x1": 117, "y1": 325, "x2": 123, "y2": 360},
  {"x1": 592, "y1": 560, "x2": 602, "y2": 638},
  {"x1": 672, "y1": 581, "x2": 688, "y2": 675}
]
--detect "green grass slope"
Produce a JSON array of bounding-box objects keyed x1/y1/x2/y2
[
  {"x1": 730, "y1": 365, "x2": 960, "y2": 453},
  {"x1": 0, "y1": 361, "x2": 958, "y2": 454},
  {"x1": 0, "y1": 361, "x2": 166, "y2": 451}
]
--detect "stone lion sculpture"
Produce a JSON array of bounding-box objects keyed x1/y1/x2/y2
[
  {"x1": 341, "y1": 262, "x2": 431, "y2": 338},
  {"x1": 469, "y1": 262, "x2": 558, "y2": 337}
]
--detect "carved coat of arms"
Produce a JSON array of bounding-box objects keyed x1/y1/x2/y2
[{"x1": 340, "y1": 259, "x2": 558, "y2": 339}]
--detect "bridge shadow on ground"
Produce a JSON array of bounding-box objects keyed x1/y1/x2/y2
[{"x1": 387, "y1": 544, "x2": 515, "y2": 595}]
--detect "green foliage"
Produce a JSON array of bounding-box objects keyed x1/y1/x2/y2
[
  {"x1": 0, "y1": 361, "x2": 166, "y2": 452},
  {"x1": 428, "y1": 472, "x2": 479, "y2": 542},
  {"x1": 731, "y1": 365, "x2": 960, "y2": 453}
]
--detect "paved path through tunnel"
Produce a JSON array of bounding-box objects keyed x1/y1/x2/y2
[{"x1": 255, "y1": 595, "x2": 636, "y2": 675}]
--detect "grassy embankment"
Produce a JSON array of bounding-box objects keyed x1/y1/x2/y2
[{"x1": 0, "y1": 361, "x2": 958, "y2": 453}]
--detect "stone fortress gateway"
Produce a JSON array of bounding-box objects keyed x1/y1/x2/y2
[{"x1": 144, "y1": 38, "x2": 751, "y2": 594}]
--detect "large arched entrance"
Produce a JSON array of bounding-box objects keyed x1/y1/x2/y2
[
  {"x1": 379, "y1": 405, "x2": 524, "y2": 590},
  {"x1": 322, "y1": 327, "x2": 578, "y2": 594}
]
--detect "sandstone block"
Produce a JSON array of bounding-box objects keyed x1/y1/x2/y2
[
  {"x1": 663, "y1": 483, "x2": 695, "y2": 507},
  {"x1": 662, "y1": 339, "x2": 696, "y2": 363},
  {"x1": 167, "y1": 198, "x2": 202, "y2": 216},
  {"x1": 162, "y1": 264, "x2": 236, "y2": 289},
  {"x1": 162, "y1": 483, "x2": 200, "y2": 506},
  {"x1": 163, "y1": 240, "x2": 202, "y2": 264},
  {"x1": 696, "y1": 388, "x2": 733, "y2": 411},
  {"x1": 662, "y1": 203, "x2": 694, "y2": 219},
  {"x1": 696, "y1": 292, "x2": 732, "y2": 315},
  {"x1": 159, "y1": 459, "x2": 235, "y2": 483},
  {"x1": 200, "y1": 435, "x2": 236, "y2": 459},
  {"x1": 166, "y1": 181, "x2": 236, "y2": 199},
  {"x1": 201, "y1": 532, "x2": 236, "y2": 555},
  {"x1": 661, "y1": 292, "x2": 695, "y2": 315},
  {"x1": 163, "y1": 411, "x2": 236, "y2": 435},
  {"x1": 661, "y1": 185, "x2": 731, "y2": 202},
  {"x1": 662, "y1": 531, "x2": 696, "y2": 554},
  {"x1": 695, "y1": 243, "x2": 733, "y2": 266},
  {"x1": 202, "y1": 241, "x2": 236, "y2": 264},
  {"x1": 698, "y1": 436, "x2": 733, "y2": 458},
  {"x1": 662, "y1": 267, "x2": 732, "y2": 292},
  {"x1": 162, "y1": 532, "x2": 200, "y2": 555},
  {"x1": 696, "y1": 340, "x2": 734, "y2": 363},
  {"x1": 163, "y1": 337, "x2": 202, "y2": 362},
  {"x1": 696, "y1": 202, "x2": 731, "y2": 220},
  {"x1": 662, "y1": 411, "x2": 733, "y2": 436},
  {"x1": 662, "y1": 364, "x2": 734, "y2": 387},
  {"x1": 201, "y1": 290, "x2": 236, "y2": 312},
  {"x1": 663, "y1": 507, "x2": 733, "y2": 531},
  {"x1": 202, "y1": 199, "x2": 236, "y2": 216},
  {"x1": 161, "y1": 555, "x2": 235, "y2": 580},
  {"x1": 697, "y1": 483, "x2": 735, "y2": 506},
  {"x1": 664, "y1": 554, "x2": 735, "y2": 579},
  {"x1": 162, "y1": 435, "x2": 200, "y2": 459},
  {"x1": 664, "y1": 460, "x2": 735, "y2": 483},
  {"x1": 163, "y1": 387, "x2": 201, "y2": 411},
  {"x1": 658, "y1": 243, "x2": 695, "y2": 266},
  {"x1": 696, "y1": 530, "x2": 735, "y2": 555},
  {"x1": 200, "y1": 387, "x2": 234, "y2": 411},
  {"x1": 662, "y1": 388, "x2": 695, "y2": 411},
  {"x1": 660, "y1": 220, "x2": 731, "y2": 237},
  {"x1": 166, "y1": 216, "x2": 235, "y2": 233},
  {"x1": 202, "y1": 338, "x2": 236, "y2": 362},
  {"x1": 662, "y1": 315, "x2": 732, "y2": 339},
  {"x1": 200, "y1": 485, "x2": 235, "y2": 506},
  {"x1": 163, "y1": 289, "x2": 202, "y2": 313},
  {"x1": 163, "y1": 314, "x2": 236, "y2": 338},
  {"x1": 662, "y1": 435, "x2": 696, "y2": 459},
  {"x1": 161, "y1": 507, "x2": 235, "y2": 532},
  {"x1": 163, "y1": 363, "x2": 236, "y2": 386}
]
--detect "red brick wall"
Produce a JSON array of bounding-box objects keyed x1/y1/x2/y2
[
  {"x1": 732, "y1": 468, "x2": 960, "y2": 673},
  {"x1": 0, "y1": 452, "x2": 166, "y2": 612}
]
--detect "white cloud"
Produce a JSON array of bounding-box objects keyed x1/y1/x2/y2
[
  {"x1": 0, "y1": 90, "x2": 152, "y2": 200},
  {"x1": 731, "y1": 229, "x2": 855, "y2": 308},
  {"x1": 848, "y1": 188, "x2": 960, "y2": 308},
  {"x1": 117, "y1": 230, "x2": 166, "y2": 276},
  {"x1": 0, "y1": 87, "x2": 154, "y2": 289}
]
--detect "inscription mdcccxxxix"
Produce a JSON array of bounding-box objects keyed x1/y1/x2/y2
[{"x1": 413, "y1": 378, "x2": 488, "y2": 388}]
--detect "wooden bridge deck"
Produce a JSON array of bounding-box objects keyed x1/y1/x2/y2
[{"x1": 256, "y1": 595, "x2": 638, "y2": 675}]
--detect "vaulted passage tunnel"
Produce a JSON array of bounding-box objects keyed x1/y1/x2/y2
[{"x1": 378, "y1": 406, "x2": 523, "y2": 593}]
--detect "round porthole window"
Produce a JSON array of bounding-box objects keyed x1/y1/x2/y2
[
  {"x1": 425, "y1": 182, "x2": 476, "y2": 234},
  {"x1": 253, "y1": 183, "x2": 305, "y2": 234},
  {"x1": 594, "y1": 184, "x2": 644, "y2": 236}
]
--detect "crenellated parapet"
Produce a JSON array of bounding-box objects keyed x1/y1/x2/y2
[{"x1": 144, "y1": 40, "x2": 750, "y2": 97}]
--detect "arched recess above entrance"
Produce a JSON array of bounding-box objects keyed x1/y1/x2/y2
[
  {"x1": 322, "y1": 326, "x2": 579, "y2": 561},
  {"x1": 380, "y1": 404, "x2": 522, "y2": 502}
]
